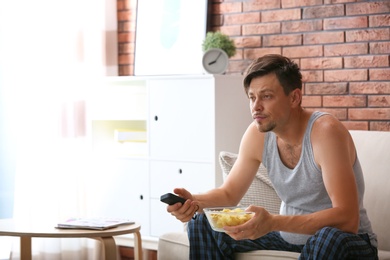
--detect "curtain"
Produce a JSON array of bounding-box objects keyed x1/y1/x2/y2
[{"x1": 0, "y1": 0, "x2": 118, "y2": 258}]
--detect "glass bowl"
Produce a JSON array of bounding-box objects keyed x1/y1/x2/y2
[{"x1": 204, "y1": 207, "x2": 254, "y2": 232}]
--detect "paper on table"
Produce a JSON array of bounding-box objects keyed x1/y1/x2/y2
[{"x1": 56, "y1": 218, "x2": 135, "y2": 230}]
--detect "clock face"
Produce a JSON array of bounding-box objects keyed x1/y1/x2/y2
[{"x1": 202, "y1": 48, "x2": 229, "y2": 74}]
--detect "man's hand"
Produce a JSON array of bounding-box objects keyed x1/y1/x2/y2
[
  {"x1": 224, "y1": 205, "x2": 273, "y2": 240},
  {"x1": 167, "y1": 188, "x2": 199, "y2": 223}
]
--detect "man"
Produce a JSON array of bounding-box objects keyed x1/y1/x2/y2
[{"x1": 167, "y1": 54, "x2": 378, "y2": 259}]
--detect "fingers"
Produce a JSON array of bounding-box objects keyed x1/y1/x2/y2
[
  {"x1": 168, "y1": 200, "x2": 198, "y2": 222},
  {"x1": 194, "y1": 204, "x2": 199, "y2": 214},
  {"x1": 226, "y1": 228, "x2": 254, "y2": 241},
  {"x1": 173, "y1": 188, "x2": 190, "y2": 198},
  {"x1": 226, "y1": 229, "x2": 244, "y2": 240}
]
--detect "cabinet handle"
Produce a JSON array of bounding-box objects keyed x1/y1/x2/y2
[
  {"x1": 178, "y1": 169, "x2": 182, "y2": 174},
  {"x1": 139, "y1": 195, "x2": 144, "y2": 200},
  {"x1": 154, "y1": 115, "x2": 158, "y2": 121}
]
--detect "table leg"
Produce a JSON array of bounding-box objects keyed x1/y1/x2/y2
[
  {"x1": 98, "y1": 237, "x2": 118, "y2": 260},
  {"x1": 133, "y1": 231, "x2": 143, "y2": 260},
  {"x1": 20, "y1": 236, "x2": 32, "y2": 260}
]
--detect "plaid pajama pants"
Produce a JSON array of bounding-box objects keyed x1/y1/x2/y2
[{"x1": 188, "y1": 213, "x2": 378, "y2": 260}]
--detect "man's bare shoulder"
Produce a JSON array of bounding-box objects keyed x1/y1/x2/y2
[
  {"x1": 311, "y1": 113, "x2": 355, "y2": 165},
  {"x1": 243, "y1": 122, "x2": 267, "y2": 144},
  {"x1": 240, "y1": 122, "x2": 265, "y2": 162},
  {"x1": 312, "y1": 113, "x2": 349, "y2": 138}
]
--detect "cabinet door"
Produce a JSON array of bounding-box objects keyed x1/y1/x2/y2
[
  {"x1": 149, "y1": 160, "x2": 213, "y2": 237},
  {"x1": 148, "y1": 78, "x2": 213, "y2": 162},
  {"x1": 86, "y1": 157, "x2": 150, "y2": 235},
  {"x1": 150, "y1": 198, "x2": 185, "y2": 237},
  {"x1": 150, "y1": 160, "x2": 213, "y2": 199}
]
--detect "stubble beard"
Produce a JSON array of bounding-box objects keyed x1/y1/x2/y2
[{"x1": 256, "y1": 120, "x2": 276, "y2": 133}]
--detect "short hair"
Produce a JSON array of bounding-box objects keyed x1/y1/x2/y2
[{"x1": 243, "y1": 54, "x2": 302, "y2": 96}]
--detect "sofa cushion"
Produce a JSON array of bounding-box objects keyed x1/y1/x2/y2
[
  {"x1": 157, "y1": 231, "x2": 301, "y2": 260},
  {"x1": 219, "y1": 151, "x2": 281, "y2": 214},
  {"x1": 350, "y1": 130, "x2": 390, "y2": 253},
  {"x1": 235, "y1": 250, "x2": 300, "y2": 260},
  {"x1": 158, "y1": 232, "x2": 189, "y2": 260}
]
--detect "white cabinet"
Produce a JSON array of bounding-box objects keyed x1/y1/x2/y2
[
  {"x1": 148, "y1": 78, "x2": 213, "y2": 161},
  {"x1": 149, "y1": 161, "x2": 212, "y2": 236},
  {"x1": 88, "y1": 75, "x2": 252, "y2": 238},
  {"x1": 150, "y1": 161, "x2": 213, "y2": 197},
  {"x1": 85, "y1": 156, "x2": 150, "y2": 235}
]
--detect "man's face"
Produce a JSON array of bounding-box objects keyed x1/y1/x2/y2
[{"x1": 248, "y1": 73, "x2": 292, "y2": 133}]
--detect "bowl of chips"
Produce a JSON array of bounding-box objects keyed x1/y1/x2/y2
[{"x1": 204, "y1": 207, "x2": 254, "y2": 232}]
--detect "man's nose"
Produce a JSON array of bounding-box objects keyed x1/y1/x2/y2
[{"x1": 252, "y1": 99, "x2": 263, "y2": 112}]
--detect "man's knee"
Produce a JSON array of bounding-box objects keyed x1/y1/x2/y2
[
  {"x1": 301, "y1": 227, "x2": 372, "y2": 259},
  {"x1": 314, "y1": 226, "x2": 341, "y2": 238},
  {"x1": 310, "y1": 226, "x2": 348, "y2": 246}
]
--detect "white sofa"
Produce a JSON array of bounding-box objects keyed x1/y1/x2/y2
[{"x1": 157, "y1": 130, "x2": 390, "y2": 260}]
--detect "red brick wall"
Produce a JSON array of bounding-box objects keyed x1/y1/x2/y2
[
  {"x1": 117, "y1": 0, "x2": 137, "y2": 75},
  {"x1": 117, "y1": 0, "x2": 390, "y2": 131}
]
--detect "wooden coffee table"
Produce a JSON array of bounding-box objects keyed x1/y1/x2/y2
[{"x1": 0, "y1": 219, "x2": 142, "y2": 260}]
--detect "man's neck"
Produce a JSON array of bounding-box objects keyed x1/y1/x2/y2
[{"x1": 275, "y1": 108, "x2": 310, "y2": 147}]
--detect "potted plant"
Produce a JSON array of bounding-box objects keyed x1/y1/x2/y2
[{"x1": 202, "y1": 31, "x2": 236, "y2": 58}]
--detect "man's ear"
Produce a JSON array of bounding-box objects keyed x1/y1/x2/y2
[{"x1": 290, "y1": 89, "x2": 302, "y2": 107}]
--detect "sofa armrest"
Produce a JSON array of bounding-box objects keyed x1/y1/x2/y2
[{"x1": 158, "y1": 232, "x2": 189, "y2": 260}]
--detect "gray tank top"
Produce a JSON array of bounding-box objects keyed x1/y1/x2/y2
[{"x1": 262, "y1": 111, "x2": 377, "y2": 246}]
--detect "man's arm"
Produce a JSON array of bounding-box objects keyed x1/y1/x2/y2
[{"x1": 310, "y1": 115, "x2": 359, "y2": 233}]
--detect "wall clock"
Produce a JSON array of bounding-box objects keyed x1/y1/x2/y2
[{"x1": 202, "y1": 48, "x2": 229, "y2": 74}]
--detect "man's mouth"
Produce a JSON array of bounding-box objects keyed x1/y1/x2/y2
[{"x1": 253, "y1": 114, "x2": 266, "y2": 121}]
